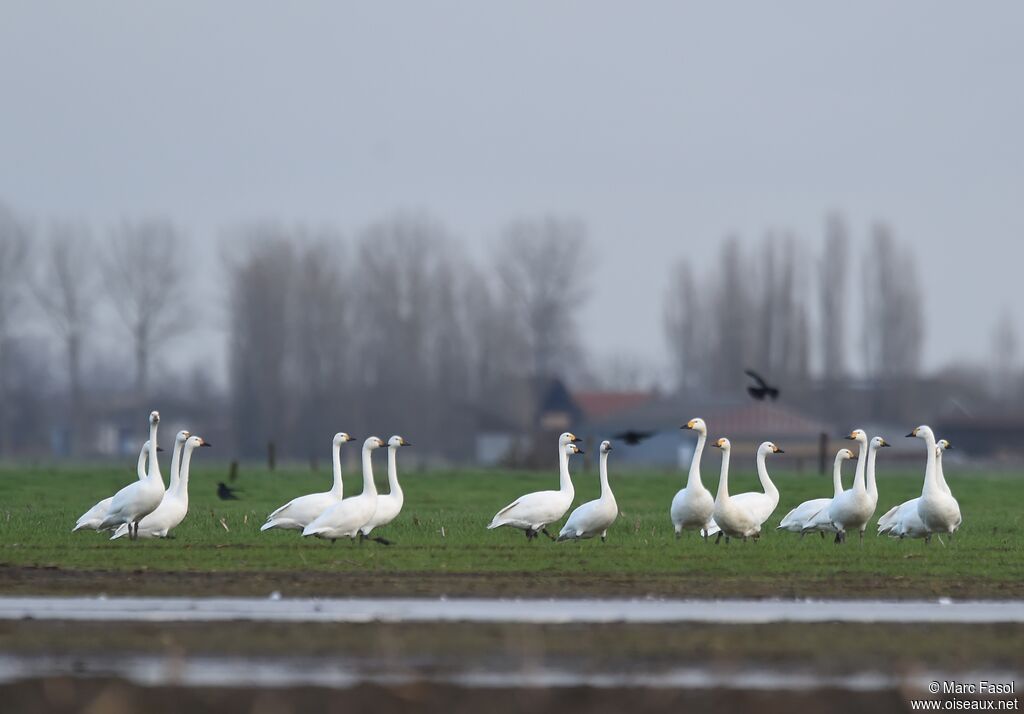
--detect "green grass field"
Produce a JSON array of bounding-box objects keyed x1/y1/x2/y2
[{"x1": 1, "y1": 459, "x2": 1022, "y2": 597}]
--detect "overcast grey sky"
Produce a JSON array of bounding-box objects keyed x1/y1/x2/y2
[{"x1": 2, "y1": 1, "x2": 1022, "y2": 379}]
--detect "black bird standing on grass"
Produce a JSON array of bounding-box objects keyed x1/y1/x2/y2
[
  {"x1": 217, "y1": 482, "x2": 241, "y2": 500},
  {"x1": 745, "y1": 369, "x2": 780, "y2": 401}
]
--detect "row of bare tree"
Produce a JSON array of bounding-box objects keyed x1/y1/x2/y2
[{"x1": 663, "y1": 215, "x2": 927, "y2": 394}]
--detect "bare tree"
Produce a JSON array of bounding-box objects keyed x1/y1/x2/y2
[
  {"x1": 103, "y1": 219, "x2": 190, "y2": 397},
  {"x1": 663, "y1": 258, "x2": 704, "y2": 390},
  {"x1": 819, "y1": 214, "x2": 848, "y2": 381},
  {"x1": 34, "y1": 224, "x2": 99, "y2": 456},
  {"x1": 495, "y1": 217, "x2": 591, "y2": 378},
  {"x1": 991, "y1": 308, "x2": 1019, "y2": 400},
  {"x1": 709, "y1": 235, "x2": 752, "y2": 388},
  {"x1": 0, "y1": 203, "x2": 31, "y2": 455}
]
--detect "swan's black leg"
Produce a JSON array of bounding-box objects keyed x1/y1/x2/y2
[
  {"x1": 331, "y1": 538, "x2": 337, "y2": 545},
  {"x1": 601, "y1": 534, "x2": 607, "y2": 543},
  {"x1": 675, "y1": 530, "x2": 681, "y2": 541},
  {"x1": 358, "y1": 532, "x2": 365, "y2": 545},
  {"x1": 541, "y1": 528, "x2": 556, "y2": 541},
  {"x1": 714, "y1": 532, "x2": 723, "y2": 545},
  {"x1": 819, "y1": 532, "x2": 825, "y2": 540},
  {"x1": 372, "y1": 536, "x2": 392, "y2": 546}
]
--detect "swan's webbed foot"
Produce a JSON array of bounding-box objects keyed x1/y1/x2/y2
[{"x1": 371, "y1": 536, "x2": 392, "y2": 546}]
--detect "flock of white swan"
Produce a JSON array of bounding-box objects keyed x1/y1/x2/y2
[{"x1": 72, "y1": 411, "x2": 962, "y2": 546}]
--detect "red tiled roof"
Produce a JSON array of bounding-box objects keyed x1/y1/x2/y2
[{"x1": 574, "y1": 391, "x2": 656, "y2": 420}]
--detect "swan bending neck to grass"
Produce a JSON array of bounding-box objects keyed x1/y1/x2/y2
[
  {"x1": 705, "y1": 440, "x2": 783, "y2": 538},
  {"x1": 559, "y1": 440, "x2": 618, "y2": 542},
  {"x1": 670, "y1": 418, "x2": 715, "y2": 539},
  {"x1": 111, "y1": 435, "x2": 210, "y2": 539},
  {"x1": 828, "y1": 430, "x2": 887, "y2": 544},
  {"x1": 359, "y1": 435, "x2": 412, "y2": 545},
  {"x1": 301, "y1": 436, "x2": 385, "y2": 543},
  {"x1": 778, "y1": 448, "x2": 853, "y2": 537},
  {"x1": 261, "y1": 432, "x2": 355, "y2": 532},
  {"x1": 73, "y1": 439, "x2": 159, "y2": 532},
  {"x1": 878, "y1": 439, "x2": 951, "y2": 539},
  {"x1": 97, "y1": 411, "x2": 165, "y2": 539},
  {"x1": 488, "y1": 432, "x2": 581, "y2": 541},
  {"x1": 910, "y1": 425, "x2": 961, "y2": 544}
]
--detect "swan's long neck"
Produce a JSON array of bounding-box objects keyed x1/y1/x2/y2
[
  {"x1": 853, "y1": 440, "x2": 867, "y2": 492},
  {"x1": 921, "y1": 431, "x2": 939, "y2": 496},
  {"x1": 177, "y1": 443, "x2": 196, "y2": 505},
  {"x1": 558, "y1": 446, "x2": 574, "y2": 497},
  {"x1": 686, "y1": 431, "x2": 706, "y2": 490},
  {"x1": 755, "y1": 450, "x2": 778, "y2": 501},
  {"x1": 330, "y1": 441, "x2": 343, "y2": 497},
  {"x1": 935, "y1": 448, "x2": 951, "y2": 495},
  {"x1": 387, "y1": 446, "x2": 402, "y2": 497},
  {"x1": 715, "y1": 449, "x2": 731, "y2": 501},
  {"x1": 866, "y1": 445, "x2": 879, "y2": 501},
  {"x1": 832, "y1": 458, "x2": 844, "y2": 497},
  {"x1": 168, "y1": 438, "x2": 184, "y2": 495},
  {"x1": 147, "y1": 420, "x2": 162, "y2": 485},
  {"x1": 137, "y1": 444, "x2": 148, "y2": 482},
  {"x1": 361, "y1": 446, "x2": 378, "y2": 497},
  {"x1": 598, "y1": 452, "x2": 612, "y2": 502}
]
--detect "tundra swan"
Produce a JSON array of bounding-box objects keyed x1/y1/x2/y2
[
  {"x1": 111, "y1": 435, "x2": 210, "y2": 539},
  {"x1": 670, "y1": 418, "x2": 715, "y2": 539},
  {"x1": 705, "y1": 441, "x2": 783, "y2": 538},
  {"x1": 777, "y1": 448, "x2": 853, "y2": 536},
  {"x1": 488, "y1": 432, "x2": 581, "y2": 541},
  {"x1": 301, "y1": 436, "x2": 385, "y2": 543},
  {"x1": 710, "y1": 438, "x2": 762, "y2": 543},
  {"x1": 261, "y1": 432, "x2": 354, "y2": 532},
  {"x1": 73, "y1": 440, "x2": 155, "y2": 532},
  {"x1": 98, "y1": 411, "x2": 165, "y2": 539},
  {"x1": 908, "y1": 428, "x2": 961, "y2": 543},
  {"x1": 358, "y1": 435, "x2": 411, "y2": 545},
  {"x1": 558, "y1": 440, "x2": 618, "y2": 542},
  {"x1": 828, "y1": 430, "x2": 880, "y2": 543},
  {"x1": 878, "y1": 439, "x2": 951, "y2": 539}
]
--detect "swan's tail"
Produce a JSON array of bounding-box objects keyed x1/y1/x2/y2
[
  {"x1": 109, "y1": 524, "x2": 129, "y2": 540},
  {"x1": 703, "y1": 519, "x2": 721, "y2": 537},
  {"x1": 876, "y1": 505, "x2": 899, "y2": 533},
  {"x1": 259, "y1": 520, "x2": 277, "y2": 532}
]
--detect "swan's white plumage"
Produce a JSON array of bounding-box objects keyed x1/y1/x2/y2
[
  {"x1": 261, "y1": 433, "x2": 353, "y2": 532},
  {"x1": 828, "y1": 431, "x2": 883, "y2": 540},
  {"x1": 777, "y1": 449, "x2": 854, "y2": 535},
  {"x1": 97, "y1": 412, "x2": 165, "y2": 532},
  {"x1": 302, "y1": 437, "x2": 384, "y2": 541},
  {"x1": 558, "y1": 441, "x2": 617, "y2": 541},
  {"x1": 488, "y1": 433, "x2": 580, "y2": 536},
  {"x1": 73, "y1": 440, "x2": 150, "y2": 532},
  {"x1": 705, "y1": 441, "x2": 782, "y2": 538},
  {"x1": 360, "y1": 435, "x2": 409, "y2": 536},
  {"x1": 912, "y1": 426, "x2": 961, "y2": 538},
  {"x1": 670, "y1": 418, "x2": 714, "y2": 537}
]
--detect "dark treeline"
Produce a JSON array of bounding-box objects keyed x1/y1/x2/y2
[{"x1": 0, "y1": 201, "x2": 1019, "y2": 462}]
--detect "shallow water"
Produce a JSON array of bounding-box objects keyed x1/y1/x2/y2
[{"x1": 1, "y1": 596, "x2": 1023, "y2": 624}]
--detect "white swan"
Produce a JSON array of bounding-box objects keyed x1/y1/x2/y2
[
  {"x1": 670, "y1": 418, "x2": 715, "y2": 539},
  {"x1": 72, "y1": 439, "x2": 155, "y2": 532},
  {"x1": 864, "y1": 435, "x2": 885, "y2": 534},
  {"x1": 705, "y1": 441, "x2": 782, "y2": 538},
  {"x1": 558, "y1": 440, "x2": 618, "y2": 542},
  {"x1": 878, "y1": 439, "x2": 951, "y2": 539},
  {"x1": 710, "y1": 438, "x2": 759, "y2": 543},
  {"x1": 910, "y1": 426, "x2": 961, "y2": 543},
  {"x1": 97, "y1": 411, "x2": 165, "y2": 538},
  {"x1": 828, "y1": 429, "x2": 879, "y2": 543},
  {"x1": 261, "y1": 432, "x2": 354, "y2": 532},
  {"x1": 302, "y1": 436, "x2": 385, "y2": 543},
  {"x1": 110, "y1": 434, "x2": 209, "y2": 540},
  {"x1": 777, "y1": 448, "x2": 854, "y2": 536},
  {"x1": 488, "y1": 432, "x2": 581, "y2": 541},
  {"x1": 358, "y1": 435, "x2": 411, "y2": 545}
]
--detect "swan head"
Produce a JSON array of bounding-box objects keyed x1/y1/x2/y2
[
  {"x1": 564, "y1": 443, "x2": 583, "y2": 457},
  {"x1": 836, "y1": 448, "x2": 855, "y2": 463},
  {"x1": 937, "y1": 438, "x2": 951, "y2": 452},
  {"x1": 711, "y1": 437, "x2": 730, "y2": 451},
  {"x1": 388, "y1": 435, "x2": 411, "y2": 448},
  {"x1": 871, "y1": 436, "x2": 890, "y2": 450},
  {"x1": 844, "y1": 429, "x2": 867, "y2": 444},
  {"x1": 906, "y1": 425, "x2": 934, "y2": 440},
  {"x1": 364, "y1": 436, "x2": 386, "y2": 450},
  {"x1": 558, "y1": 432, "x2": 580, "y2": 447},
  {"x1": 175, "y1": 430, "x2": 191, "y2": 444},
  {"x1": 681, "y1": 418, "x2": 707, "y2": 434},
  {"x1": 186, "y1": 435, "x2": 211, "y2": 449},
  {"x1": 759, "y1": 441, "x2": 784, "y2": 455},
  {"x1": 600, "y1": 440, "x2": 613, "y2": 454},
  {"x1": 333, "y1": 432, "x2": 354, "y2": 446},
  {"x1": 149, "y1": 411, "x2": 160, "y2": 425}
]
